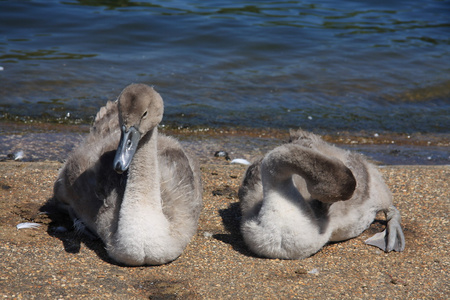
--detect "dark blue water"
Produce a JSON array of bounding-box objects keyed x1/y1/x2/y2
[{"x1": 1, "y1": 0, "x2": 449, "y2": 134}]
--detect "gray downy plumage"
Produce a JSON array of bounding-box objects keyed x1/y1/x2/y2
[
  {"x1": 238, "y1": 129, "x2": 405, "y2": 260},
  {"x1": 53, "y1": 84, "x2": 202, "y2": 266}
]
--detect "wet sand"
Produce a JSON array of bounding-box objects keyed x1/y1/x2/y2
[
  {"x1": 1, "y1": 121, "x2": 450, "y2": 165},
  {"x1": 0, "y1": 161, "x2": 448, "y2": 299}
]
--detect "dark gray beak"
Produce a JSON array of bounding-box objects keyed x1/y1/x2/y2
[{"x1": 113, "y1": 125, "x2": 141, "y2": 173}]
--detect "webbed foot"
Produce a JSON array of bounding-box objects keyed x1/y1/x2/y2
[{"x1": 365, "y1": 206, "x2": 405, "y2": 252}]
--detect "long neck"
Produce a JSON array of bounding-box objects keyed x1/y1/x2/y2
[
  {"x1": 259, "y1": 145, "x2": 333, "y2": 244},
  {"x1": 111, "y1": 127, "x2": 181, "y2": 265},
  {"x1": 123, "y1": 127, "x2": 161, "y2": 209},
  {"x1": 261, "y1": 144, "x2": 356, "y2": 203}
]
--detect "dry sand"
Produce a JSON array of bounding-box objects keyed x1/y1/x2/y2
[{"x1": 0, "y1": 161, "x2": 448, "y2": 299}]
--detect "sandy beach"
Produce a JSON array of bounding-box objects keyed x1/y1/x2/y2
[
  {"x1": 0, "y1": 160, "x2": 448, "y2": 299},
  {"x1": 2, "y1": 1, "x2": 449, "y2": 298}
]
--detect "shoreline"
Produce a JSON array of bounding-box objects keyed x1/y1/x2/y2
[
  {"x1": 0, "y1": 161, "x2": 448, "y2": 298},
  {"x1": 1, "y1": 120, "x2": 449, "y2": 165}
]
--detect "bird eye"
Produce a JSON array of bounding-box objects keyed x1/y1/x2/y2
[{"x1": 142, "y1": 111, "x2": 148, "y2": 119}]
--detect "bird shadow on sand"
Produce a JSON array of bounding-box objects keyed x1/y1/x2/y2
[
  {"x1": 40, "y1": 198, "x2": 117, "y2": 266},
  {"x1": 213, "y1": 202, "x2": 258, "y2": 258}
]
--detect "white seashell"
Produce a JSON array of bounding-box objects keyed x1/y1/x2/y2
[
  {"x1": 14, "y1": 151, "x2": 24, "y2": 161},
  {"x1": 16, "y1": 222, "x2": 41, "y2": 230},
  {"x1": 230, "y1": 158, "x2": 251, "y2": 165}
]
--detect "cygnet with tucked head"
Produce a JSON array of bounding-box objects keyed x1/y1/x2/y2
[
  {"x1": 53, "y1": 83, "x2": 202, "y2": 266},
  {"x1": 239, "y1": 129, "x2": 405, "y2": 259}
]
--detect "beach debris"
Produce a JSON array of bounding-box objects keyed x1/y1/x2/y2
[
  {"x1": 308, "y1": 268, "x2": 319, "y2": 275},
  {"x1": 203, "y1": 231, "x2": 213, "y2": 238},
  {"x1": 16, "y1": 222, "x2": 42, "y2": 230},
  {"x1": 0, "y1": 66, "x2": 4, "y2": 71},
  {"x1": 14, "y1": 151, "x2": 24, "y2": 161},
  {"x1": 307, "y1": 116, "x2": 313, "y2": 120},
  {"x1": 214, "y1": 150, "x2": 230, "y2": 161},
  {"x1": 295, "y1": 267, "x2": 320, "y2": 276},
  {"x1": 294, "y1": 268, "x2": 308, "y2": 275},
  {"x1": 230, "y1": 158, "x2": 251, "y2": 165}
]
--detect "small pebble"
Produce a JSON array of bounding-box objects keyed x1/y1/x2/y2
[{"x1": 203, "y1": 231, "x2": 213, "y2": 238}]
